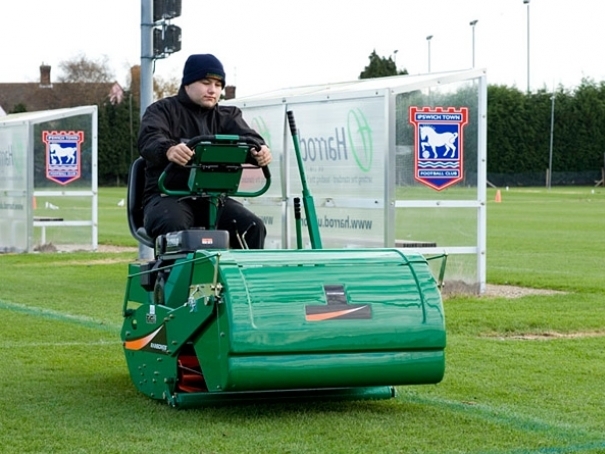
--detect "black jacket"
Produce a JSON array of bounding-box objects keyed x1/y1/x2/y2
[{"x1": 137, "y1": 86, "x2": 265, "y2": 203}]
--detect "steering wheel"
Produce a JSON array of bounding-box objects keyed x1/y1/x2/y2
[
  {"x1": 158, "y1": 134, "x2": 271, "y2": 198},
  {"x1": 184, "y1": 134, "x2": 271, "y2": 180}
]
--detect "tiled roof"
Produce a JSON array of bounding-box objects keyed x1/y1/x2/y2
[{"x1": 0, "y1": 81, "x2": 121, "y2": 113}]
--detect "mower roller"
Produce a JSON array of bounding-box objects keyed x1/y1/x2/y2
[{"x1": 121, "y1": 112, "x2": 447, "y2": 407}]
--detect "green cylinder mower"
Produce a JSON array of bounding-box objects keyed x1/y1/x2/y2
[{"x1": 121, "y1": 111, "x2": 447, "y2": 407}]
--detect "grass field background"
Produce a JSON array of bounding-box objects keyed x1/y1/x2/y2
[{"x1": 1, "y1": 187, "x2": 604, "y2": 453}]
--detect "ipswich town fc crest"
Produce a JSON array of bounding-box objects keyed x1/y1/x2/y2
[
  {"x1": 409, "y1": 106, "x2": 468, "y2": 191},
  {"x1": 42, "y1": 130, "x2": 84, "y2": 185}
]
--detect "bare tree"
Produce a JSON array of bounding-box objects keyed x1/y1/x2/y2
[
  {"x1": 154, "y1": 75, "x2": 179, "y2": 100},
  {"x1": 57, "y1": 53, "x2": 115, "y2": 83},
  {"x1": 127, "y1": 65, "x2": 179, "y2": 103}
]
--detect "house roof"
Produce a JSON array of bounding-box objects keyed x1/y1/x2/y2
[
  {"x1": 0, "y1": 81, "x2": 121, "y2": 114},
  {"x1": 0, "y1": 63, "x2": 124, "y2": 114}
]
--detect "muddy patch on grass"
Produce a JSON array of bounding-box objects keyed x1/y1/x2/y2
[
  {"x1": 442, "y1": 280, "x2": 566, "y2": 299},
  {"x1": 482, "y1": 284, "x2": 565, "y2": 299},
  {"x1": 486, "y1": 331, "x2": 605, "y2": 341}
]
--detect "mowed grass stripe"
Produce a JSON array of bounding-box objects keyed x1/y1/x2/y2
[
  {"x1": 0, "y1": 298, "x2": 121, "y2": 332},
  {"x1": 491, "y1": 441, "x2": 605, "y2": 454},
  {"x1": 2, "y1": 340, "x2": 121, "y2": 348},
  {"x1": 402, "y1": 391, "x2": 605, "y2": 447}
]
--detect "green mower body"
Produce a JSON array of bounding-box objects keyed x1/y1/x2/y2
[
  {"x1": 122, "y1": 130, "x2": 446, "y2": 407},
  {"x1": 122, "y1": 247, "x2": 445, "y2": 407}
]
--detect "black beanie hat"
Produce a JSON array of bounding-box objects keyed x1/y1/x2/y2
[{"x1": 181, "y1": 54, "x2": 226, "y2": 87}]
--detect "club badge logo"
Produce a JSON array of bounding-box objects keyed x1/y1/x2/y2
[
  {"x1": 409, "y1": 106, "x2": 469, "y2": 191},
  {"x1": 43, "y1": 130, "x2": 84, "y2": 185}
]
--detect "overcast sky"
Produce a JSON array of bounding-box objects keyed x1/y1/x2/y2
[{"x1": 2, "y1": 0, "x2": 604, "y2": 97}]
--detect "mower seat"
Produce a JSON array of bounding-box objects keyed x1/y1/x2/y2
[{"x1": 127, "y1": 157, "x2": 154, "y2": 249}]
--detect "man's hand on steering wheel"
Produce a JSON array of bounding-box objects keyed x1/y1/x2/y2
[
  {"x1": 251, "y1": 145, "x2": 272, "y2": 167},
  {"x1": 166, "y1": 143, "x2": 194, "y2": 166}
]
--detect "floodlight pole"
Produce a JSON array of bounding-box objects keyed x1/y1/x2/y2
[
  {"x1": 426, "y1": 35, "x2": 433, "y2": 73},
  {"x1": 523, "y1": 0, "x2": 531, "y2": 93},
  {"x1": 548, "y1": 91, "x2": 555, "y2": 189},
  {"x1": 469, "y1": 20, "x2": 478, "y2": 68}
]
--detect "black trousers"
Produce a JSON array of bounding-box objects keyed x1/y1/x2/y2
[{"x1": 143, "y1": 195, "x2": 266, "y2": 249}]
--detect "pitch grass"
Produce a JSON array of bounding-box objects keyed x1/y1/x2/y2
[{"x1": 1, "y1": 187, "x2": 604, "y2": 453}]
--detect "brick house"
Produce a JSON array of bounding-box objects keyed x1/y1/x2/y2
[{"x1": 0, "y1": 64, "x2": 124, "y2": 115}]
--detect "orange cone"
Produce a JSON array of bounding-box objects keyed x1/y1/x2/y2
[
  {"x1": 33, "y1": 196, "x2": 37, "y2": 209},
  {"x1": 495, "y1": 189, "x2": 502, "y2": 203}
]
